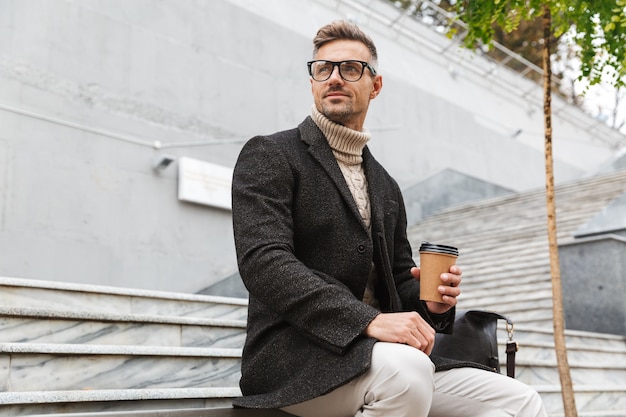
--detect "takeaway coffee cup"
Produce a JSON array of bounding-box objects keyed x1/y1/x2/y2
[{"x1": 418, "y1": 241, "x2": 459, "y2": 303}]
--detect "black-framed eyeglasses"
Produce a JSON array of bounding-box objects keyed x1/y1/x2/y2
[{"x1": 307, "y1": 60, "x2": 377, "y2": 82}]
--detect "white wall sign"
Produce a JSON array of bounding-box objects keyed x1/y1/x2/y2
[{"x1": 178, "y1": 157, "x2": 233, "y2": 210}]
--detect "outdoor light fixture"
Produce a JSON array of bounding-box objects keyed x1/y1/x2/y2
[{"x1": 152, "y1": 154, "x2": 176, "y2": 172}]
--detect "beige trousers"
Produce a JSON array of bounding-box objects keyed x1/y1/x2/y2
[{"x1": 281, "y1": 342, "x2": 548, "y2": 417}]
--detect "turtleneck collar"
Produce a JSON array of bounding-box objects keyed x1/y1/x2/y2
[{"x1": 311, "y1": 106, "x2": 371, "y2": 165}]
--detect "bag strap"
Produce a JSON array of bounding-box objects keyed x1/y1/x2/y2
[
  {"x1": 467, "y1": 310, "x2": 517, "y2": 378},
  {"x1": 504, "y1": 319, "x2": 518, "y2": 378}
]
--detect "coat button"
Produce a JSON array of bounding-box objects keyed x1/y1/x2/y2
[{"x1": 357, "y1": 244, "x2": 366, "y2": 253}]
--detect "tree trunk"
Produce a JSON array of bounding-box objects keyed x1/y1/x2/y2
[{"x1": 541, "y1": 4, "x2": 578, "y2": 417}]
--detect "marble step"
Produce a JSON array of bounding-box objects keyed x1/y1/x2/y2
[
  {"x1": 537, "y1": 385, "x2": 626, "y2": 416},
  {"x1": 501, "y1": 327, "x2": 626, "y2": 361},
  {"x1": 491, "y1": 327, "x2": 626, "y2": 415},
  {"x1": 513, "y1": 357, "x2": 626, "y2": 387},
  {"x1": 4, "y1": 375, "x2": 621, "y2": 417},
  {"x1": 458, "y1": 286, "x2": 553, "y2": 309},
  {"x1": 537, "y1": 386, "x2": 626, "y2": 416},
  {"x1": 503, "y1": 341, "x2": 626, "y2": 372},
  {"x1": 458, "y1": 256, "x2": 549, "y2": 279},
  {"x1": 3, "y1": 275, "x2": 624, "y2": 416},
  {"x1": 0, "y1": 388, "x2": 241, "y2": 416},
  {"x1": 0, "y1": 307, "x2": 246, "y2": 349},
  {"x1": 0, "y1": 343, "x2": 242, "y2": 391},
  {"x1": 455, "y1": 302, "x2": 554, "y2": 326},
  {"x1": 494, "y1": 326, "x2": 626, "y2": 415},
  {"x1": 498, "y1": 349, "x2": 626, "y2": 387},
  {"x1": 501, "y1": 325, "x2": 626, "y2": 351},
  {"x1": 0, "y1": 277, "x2": 248, "y2": 321},
  {"x1": 458, "y1": 275, "x2": 552, "y2": 295},
  {"x1": 457, "y1": 303, "x2": 554, "y2": 322},
  {"x1": 23, "y1": 407, "x2": 290, "y2": 417}
]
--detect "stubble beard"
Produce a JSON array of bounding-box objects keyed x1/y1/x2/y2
[{"x1": 320, "y1": 101, "x2": 353, "y2": 126}]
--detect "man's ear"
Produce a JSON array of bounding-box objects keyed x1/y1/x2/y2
[{"x1": 370, "y1": 75, "x2": 383, "y2": 99}]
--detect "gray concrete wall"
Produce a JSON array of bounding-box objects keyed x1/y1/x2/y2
[
  {"x1": 560, "y1": 234, "x2": 626, "y2": 335},
  {"x1": 0, "y1": 0, "x2": 304, "y2": 292},
  {"x1": 0, "y1": 0, "x2": 624, "y2": 293}
]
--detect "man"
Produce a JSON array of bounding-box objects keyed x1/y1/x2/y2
[{"x1": 231, "y1": 20, "x2": 547, "y2": 417}]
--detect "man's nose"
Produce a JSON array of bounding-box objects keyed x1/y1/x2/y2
[{"x1": 328, "y1": 65, "x2": 344, "y2": 83}]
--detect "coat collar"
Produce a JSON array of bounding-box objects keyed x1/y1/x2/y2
[{"x1": 298, "y1": 117, "x2": 386, "y2": 234}]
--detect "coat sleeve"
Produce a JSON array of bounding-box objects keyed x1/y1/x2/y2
[{"x1": 232, "y1": 135, "x2": 380, "y2": 354}]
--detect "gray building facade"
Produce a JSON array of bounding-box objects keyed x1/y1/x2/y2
[{"x1": 0, "y1": 0, "x2": 624, "y2": 293}]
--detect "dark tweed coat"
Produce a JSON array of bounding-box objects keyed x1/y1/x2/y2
[{"x1": 231, "y1": 117, "x2": 459, "y2": 409}]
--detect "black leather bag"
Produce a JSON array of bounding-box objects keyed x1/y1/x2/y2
[{"x1": 432, "y1": 310, "x2": 518, "y2": 378}]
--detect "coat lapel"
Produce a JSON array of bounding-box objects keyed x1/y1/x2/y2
[
  {"x1": 362, "y1": 147, "x2": 386, "y2": 234},
  {"x1": 299, "y1": 118, "x2": 368, "y2": 231}
]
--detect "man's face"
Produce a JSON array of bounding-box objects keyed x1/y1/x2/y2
[{"x1": 311, "y1": 39, "x2": 382, "y2": 132}]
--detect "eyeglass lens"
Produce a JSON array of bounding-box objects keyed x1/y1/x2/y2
[{"x1": 309, "y1": 61, "x2": 367, "y2": 82}]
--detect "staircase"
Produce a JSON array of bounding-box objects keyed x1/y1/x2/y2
[
  {"x1": 1, "y1": 173, "x2": 625, "y2": 416},
  {"x1": 0, "y1": 277, "x2": 247, "y2": 416},
  {"x1": 410, "y1": 169, "x2": 626, "y2": 416}
]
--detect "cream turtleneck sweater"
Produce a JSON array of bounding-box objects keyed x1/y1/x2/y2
[
  {"x1": 311, "y1": 107, "x2": 371, "y2": 227},
  {"x1": 311, "y1": 107, "x2": 379, "y2": 308}
]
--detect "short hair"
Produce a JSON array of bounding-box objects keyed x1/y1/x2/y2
[{"x1": 312, "y1": 20, "x2": 378, "y2": 68}]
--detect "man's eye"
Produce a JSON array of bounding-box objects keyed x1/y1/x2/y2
[
  {"x1": 342, "y1": 63, "x2": 360, "y2": 73},
  {"x1": 315, "y1": 65, "x2": 331, "y2": 75}
]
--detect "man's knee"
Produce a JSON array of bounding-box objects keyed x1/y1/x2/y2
[
  {"x1": 368, "y1": 342, "x2": 435, "y2": 408},
  {"x1": 518, "y1": 386, "x2": 547, "y2": 417},
  {"x1": 371, "y1": 342, "x2": 435, "y2": 380}
]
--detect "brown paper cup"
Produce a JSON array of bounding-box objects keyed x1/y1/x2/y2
[{"x1": 419, "y1": 246, "x2": 458, "y2": 303}]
